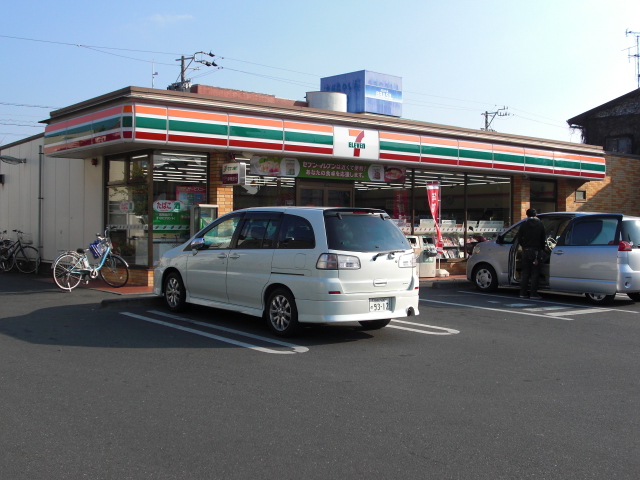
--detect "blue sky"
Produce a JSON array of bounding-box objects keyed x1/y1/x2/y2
[{"x1": 1, "y1": 0, "x2": 639, "y2": 145}]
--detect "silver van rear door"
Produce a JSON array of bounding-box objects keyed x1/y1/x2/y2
[{"x1": 549, "y1": 215, "x2": 621, "y2": 294}]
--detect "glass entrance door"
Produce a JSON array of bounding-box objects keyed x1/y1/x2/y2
[{"x1": 297, "y1": 181, "x2": 353, "y2": 207}]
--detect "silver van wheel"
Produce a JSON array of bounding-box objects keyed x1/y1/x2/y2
[
  {"x1": 585, "y1": 292, "x2": 615, "y2": 305},
  {"x1": 266, "y1": 288, "x2": 299, "y2": 337},
  {"x1": 473, "y1": 264, "x2": 498, "y2": 292},
  {"x1": 164, "y1": 272, "x2": 186, "y2": 312}
]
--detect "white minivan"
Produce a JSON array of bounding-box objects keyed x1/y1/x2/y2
[{"x1": 153, "y1": 207, "x2": 420, "y2": 336}]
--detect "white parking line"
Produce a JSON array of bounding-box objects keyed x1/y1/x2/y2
[
  {"x1": 390, "y1": 319, "x2": 459, "y2": 335},
  {"x1": 460, "y1": 290, "x2": 640, "y2": 314},
  {"x1": 121, "y1": 312, "x2": 308, "y2": 354},
  {"x1": 546, "y1": 308, "x2": 610, "y2": 317},
  {"x1": 419, "y1": 298, "x2": 574, "y2": 320}
]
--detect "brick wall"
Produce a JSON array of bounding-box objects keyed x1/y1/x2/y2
[
  {"x1": 560, "y1": 154, "x2": 640, "y2": 215},
  {"x1": 208, "y1": 152, "x2": 235, "y2": 216},
  {"x1": 512, "y1": 175, "x2": 530, "y2": 222},
  {"x1": 190, "y1": 85, "x2": 308, "y2": 107},
  {"x1": 128, "y1": 268, "x2": 154, "y2": 286}
]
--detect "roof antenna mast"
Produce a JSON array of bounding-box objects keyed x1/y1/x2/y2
[{"x1": 625, "y1": 29, "x2": 640, "y2": 89}]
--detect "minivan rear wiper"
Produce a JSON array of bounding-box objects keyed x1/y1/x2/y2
[{"x1": 372, "y1": 250, "x2": 405, "y2": 261}]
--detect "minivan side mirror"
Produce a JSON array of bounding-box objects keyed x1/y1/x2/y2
[
  {"x1": 191, "y1": 238, "x2": 206, "y2": 253},
  {"x1": 495, "y1": 235, "x2": 504, "y2": 245}
]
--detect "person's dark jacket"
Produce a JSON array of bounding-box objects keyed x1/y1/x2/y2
[{"x1": 516, "y1": 217, "x2": 545, "y2": 250}]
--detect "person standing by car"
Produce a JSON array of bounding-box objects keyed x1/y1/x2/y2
[{"x1": 516, "y1": 208, "x2": 546, "y2": 299}]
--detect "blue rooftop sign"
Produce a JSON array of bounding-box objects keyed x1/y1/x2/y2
[{"x1": 321, "y1": 70, "x2": 402, "y2": 117}]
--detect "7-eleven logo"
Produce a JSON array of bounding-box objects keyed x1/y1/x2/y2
[{"x1": 348, "y1": 129, "x2": 366, "y2": 157}]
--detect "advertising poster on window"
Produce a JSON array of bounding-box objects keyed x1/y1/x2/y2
[
  {"x1": 249, "y1": 155, "x2": 405, "y2": 183},
  {"x1": 393, "y1": 190, "x2": 408, "y2": 224},
  {"x1": 151, "y1": 186, "x2": 206, "y2": 230},
  {"x1": 426, "y1": 182, "x2": 444, "y2": 252}
]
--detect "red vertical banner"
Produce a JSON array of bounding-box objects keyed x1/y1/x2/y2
[{"x1": 426, "y1": 182, "x2": 444, "y2": 253}]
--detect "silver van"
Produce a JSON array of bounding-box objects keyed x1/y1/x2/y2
[
  {"x1": 154, "y1": 207, "x2": 420, "y2": 336},
  {"x1": 467, "y1": 212, "x2": 640, "y2": 304}
]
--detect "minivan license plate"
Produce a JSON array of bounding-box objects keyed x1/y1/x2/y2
[{"x1": 369, "y1": 298, "x2": 390, "y2": 312}]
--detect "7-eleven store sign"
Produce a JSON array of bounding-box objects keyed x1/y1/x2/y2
[{"x1": 333, "y1": 127, "x2": 380, "y2": 160}]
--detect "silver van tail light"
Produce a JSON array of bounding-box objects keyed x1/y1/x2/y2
[
  {"x1": 619, "y1": 241, "x2": 633, "y2": 251},
  {"x1": 399, "y1": 252, "x2": 416, "y2": 268},
  {"x1": 316, "y1": 253, "x2": 361, "y2": 270}
]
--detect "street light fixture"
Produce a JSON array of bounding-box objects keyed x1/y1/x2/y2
[{"x1": 0, "y1": 155, "x2": 26, "y2": 165}]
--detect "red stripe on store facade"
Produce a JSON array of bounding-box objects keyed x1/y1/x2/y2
[
  {"x1": 379, "y1": 153, "x2": 420, "y2": 162},
  {"x1": 229, "y1": 139, "x2": 282, "y2": 151},
  {"x1": 284, "y1": 145, "x2": 333, "y2": 155},
  {"x1": 168, "y1": 134, "x2": 227, "y2": 146}
]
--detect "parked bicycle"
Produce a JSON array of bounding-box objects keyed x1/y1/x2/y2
[
  {"x1": 0, "y1": 229, "x2": 40, "y2": 274},
  {"x1": 51, "y1": 227, "x2": 129, "y2": 291}
]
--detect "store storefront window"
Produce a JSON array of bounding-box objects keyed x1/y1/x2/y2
[
  {"x1": 152, "y1": 151, "x2": 208, "y2": 264},
  {"x1": 530, "y1": 179, "x2": 557, "y2": 214},
  {"x1": 233, "y1": 176, "x2": 296, "y2": 209},
  {"x1": 106, "y1": 150, "x2": 208, "y2": 268},
  {"x1": 106, "y1": 153, "x2": 150, "y2": 266}
]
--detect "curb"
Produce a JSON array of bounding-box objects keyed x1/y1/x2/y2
[
  {"x1": 100, "y1": 295, "x2": 161, "y2": 309},
  {"x1": 420, "y1": 279, "x2": 471, "y2": 289}
]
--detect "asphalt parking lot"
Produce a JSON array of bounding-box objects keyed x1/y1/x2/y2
[{"x1": 1, "y1": 272, "x2": 639, "y2": 479}]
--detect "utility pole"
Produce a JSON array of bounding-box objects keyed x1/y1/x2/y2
[
  {"x1": 625, "y1": 29, "x2": 640, "y2": 89},
  {"x1": 167, "y1": 52, "x2": 217, "y2": 92},
  {"x1": 152, "y1": 59, "x2": 158, "y2": 88},
  {"x1": 481, "y1": 106, "x2": 509, "y2": 131}
]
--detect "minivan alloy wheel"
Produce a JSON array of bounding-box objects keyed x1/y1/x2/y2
[
  {"x1": 267, "y1": 288, "x2": 299, "y2": 336},
  {"x1": 164, "y1": 272, "x2": 186, "y2": 312}
]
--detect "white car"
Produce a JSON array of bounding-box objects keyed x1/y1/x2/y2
[
  {"x1": 467, "y1": 212, "x2": 640, "y2": 304},
  {"x1": 154, "y1": 207, "x2": 420, "y2": 336}
]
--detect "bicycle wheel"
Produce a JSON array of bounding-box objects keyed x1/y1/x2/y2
[
  {"x1": 100, "y1": 254, "x2": 129, "y2": 287},
  {"x1": 15, "y1": 245, "x2": 40, "y2": 274},
  {"x1": 52, "y1": 253, "x2": 83, "y2": 290},
  {"x1": 0, "y1": 248, "x2": 15, "y2": 272}
]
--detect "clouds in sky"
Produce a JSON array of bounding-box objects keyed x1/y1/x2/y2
[{"x1": 148, "y1": 14, "x2": 193, "y2": 26}]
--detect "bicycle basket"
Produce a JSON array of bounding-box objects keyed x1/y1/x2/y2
[
  {"x1": 89, "y1": 240, "x2": 107, "y2": 259},
  {"x1": 20, "y1": 233, "x2": 33, "y2": 245}
]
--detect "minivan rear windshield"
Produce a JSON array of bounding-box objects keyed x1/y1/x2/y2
[
  {"x1": 621, "y1": 220, "x2": 640, "y2": 247},
  {"x1": 325, "y1": 213, "x2": 410, "y2": 252}
]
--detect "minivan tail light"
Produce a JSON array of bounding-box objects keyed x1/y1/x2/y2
[
  {"x1": 619, "y1": 241, "x2": 633, "y2": 251},
  {"x1": 399, "y1": 252, "x2": 416, "y2": 268},
  {"x1": 316, "y1": 253, "x2": 361, "y2": 270}
]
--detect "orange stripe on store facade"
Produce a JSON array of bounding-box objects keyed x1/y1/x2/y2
[
  {"x1": 284, "y1": 121, "x2": 332, "y2": 133},
  {"x1": 553, "y1": 152, "x2": 581, "y2": 162},
  {"x1": 493, "y1": 145, "x2": 524, "y2": 155},
  {"x1": 168, "y1": 109, "x2": 227, "y2": 122},
  {"x1": 421, "y1": 136, "x2": 457, "y2": 147},
  {"x1": 459, "y1": 140, "x2": 492, "y2": 151},
  {"x1": 135, "y1": 105, "x2": 167, "y2": 116},
  {"x1": 380, "y1": 132, "x2": 420, "y2": 143},
  {"x1": 579, "y1": 155, "x2": 605, "y2": 164},
  {"x1": 524, "y1": 148, "x2": 553, "y2": 158},
  {"x1": 229, "y1": 115, "x2": 281, "y2": 128}
]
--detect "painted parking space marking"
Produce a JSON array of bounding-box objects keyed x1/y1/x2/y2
[
  {"x1": 419, "y1": 298, "x2": 575, "y2": 320},
  {"x1": 461, "y1": 290, "x2": 640, "y2": 314},
  {"x1": 121, "y1": 311, "x2": 308, "y2": 354},
  {"x1": 546, "y1": 308, "x2": 610, "y2": 317},
  {"x1": 389, "y1": 319, "x2": 459, "y2": 335}
]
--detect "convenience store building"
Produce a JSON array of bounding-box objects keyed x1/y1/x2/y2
[{"x1": 0, "y1": 77, "x2": 610, "y2": 284}]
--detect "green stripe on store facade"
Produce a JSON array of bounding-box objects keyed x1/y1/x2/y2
[
  {"x1": 380, "y1": 140, "x2": 420, "y2": 155},
  {"x1": 525, "y1": 156, "x2": 554, "y2": 167},
  {"x1": 284, "y1": 131, "x2": 333, "y2": 146},
  {"x1": 169, "y1": 119, "x2": 228, "y2": 136},
  {"x1": 459, "y1": 149, "x2": 492, "y2": 161},
  {"x1": 136, "y1": 116, "x2": 168, "y2": 131},
  {"x1": 229, "y1": 125, "x2": 283, "y2": 141},
  {"x1": 421, "y1": 145, "x2": 458, "y2": 158},
  {"x1": 493, "y1": 152, "x2": 524, "y2": 164},
  {"x1": 576, "y1": 162, "x2": 606, "y2": 172}
]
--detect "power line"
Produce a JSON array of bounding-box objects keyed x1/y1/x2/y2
[
  {"x1": 0, "y1": 101, "x2": 59, "y2": 109},
  {"x1": 0, "y1": 34, "x2": 184, "y2": 56}
]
